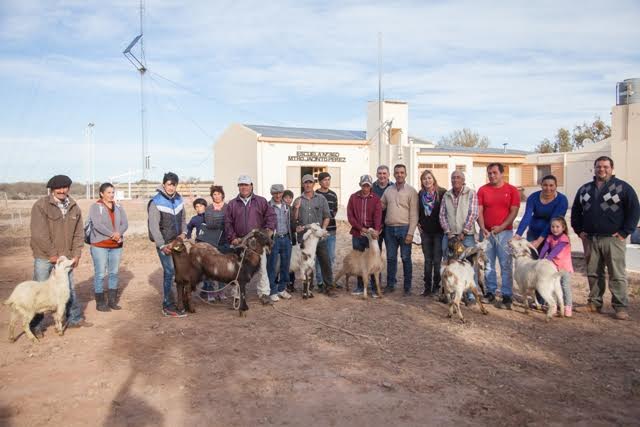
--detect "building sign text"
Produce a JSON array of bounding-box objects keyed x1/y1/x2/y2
[{"x1": 288, "y1": 151, "x2": 346, "y2": 162}]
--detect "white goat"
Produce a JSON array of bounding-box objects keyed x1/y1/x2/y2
[
  {"x1": 333, "y1": 228, "x2": 384, "y2": 299},
  {"x1": 289, "y1": 223, "x2": 328, "y2": 299},
  {"x1": 441, "y1": 240, "x2": 490, "y2": 322},
  {"x1": 5, "y1": 256, "x2": 75, "y2": 342},
  {"x1": 508, "y1": 238, "x2": 564, "y2": 322}
]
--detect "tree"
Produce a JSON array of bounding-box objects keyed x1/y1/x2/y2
[
  {"x1": 535, "y1": 138, "x2": 555, "y2": 153},
  {"x1": 572, "y1": 116, "x2": 611, "y2": 149},
  {"x1": 438, "y1": 128, "x2": 490, "y2": 148}
]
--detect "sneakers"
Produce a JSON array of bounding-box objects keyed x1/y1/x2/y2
[
  {"x1": 277, "y1": 290, "x2": 292, "y2": 300},
  {"x1": 403, "y1": 289, "x2": 411, "y2": 297},
  {"x1": 465, "y1": 298, "x2": 477, "y2": 307},
  {"x1": 614, "y1": 309, "x2": 630, "y2": 320},
  {"x1": 383, "y1": 286, "x2": 396, "y2": 294},
  {"x1": 587, "y1": 303, "x2": 602, "y2": 313},
  {"x1": 67, "y1": 319, "x2": 94, "y2": 328},
  {"x1": 260, "y1": 294, "x2": 273, "y2": 305},
  {"x1": 371, "y1": 293, "x2": 380, "y2": 299},
  {"x1": 269, "y1": 294, "x2": 280, "y2": 302},
  {"x1": 484, "y1": 293, "x2": 496, "y2": 303},
  {"x1": 564, "y1": 305, "x2": 572, "y2": 317},
  {"x1": 162, "y1": 307, "x2": 187, "y2": 318},
  {"x1": 351, "y1": 289, "x2": 364, "y2": 296},
  {"x1": 217, "y1": 292, "x2": 227, "y2": 301},
  {"x1": 497, "y1": 296, "x2": 512, "y2": 310}
]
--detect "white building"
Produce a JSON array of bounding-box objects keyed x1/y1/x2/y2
[{"x1": 214, "y1": 101, "x2": 528, "y2": 205}]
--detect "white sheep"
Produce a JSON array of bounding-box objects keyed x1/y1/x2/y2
[
  {"x1": 333, "y1": 228, "x2": 384, "y2": 299},
  {"x1": 508, "y1": 238, "x2": 564, "y2": 322},
  {"x1": 5, "y1": 256, "x2": 75, "y2": 342},
  {"x1": 441, "y1": 240, "x2": 490, "y2": 322},
  {"x1": 289, "y1": 223, "x2": 329, "y2": 299}
]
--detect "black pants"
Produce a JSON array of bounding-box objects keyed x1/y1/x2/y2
[{"x1": 421, "y1": 232, "x2": 443, "y2": 292}]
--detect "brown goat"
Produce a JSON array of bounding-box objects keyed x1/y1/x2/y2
[{"x1": 170, "y1": 229, "x2": 272, "y2": 316}]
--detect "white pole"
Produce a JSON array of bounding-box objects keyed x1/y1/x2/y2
[{"x1": 378, "y1": 32, "x2": 383, "y2": 167}]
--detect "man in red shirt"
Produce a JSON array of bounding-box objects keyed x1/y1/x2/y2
[{"x1": 477, "y1": 163, "x2": 520, "y2": 309}]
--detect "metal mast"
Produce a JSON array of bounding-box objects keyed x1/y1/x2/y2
[
  {"x1": 123, "y1": 0, "x2": 149, "y2": 181},
  {"x1": 378, "y1": 32, "x2": 383, "y2": 166}
]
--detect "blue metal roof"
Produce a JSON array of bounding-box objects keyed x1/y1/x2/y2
[
  {"x1": 420, "y1": 145, "x2": 530, "y2": 155},
  {"x1": 244, "y1": 124, "x2": 366, "y2": 141}
]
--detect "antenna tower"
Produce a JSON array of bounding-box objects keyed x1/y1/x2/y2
[{"x1": 123, "y1": 0, "x2": 149, "y2": 181}]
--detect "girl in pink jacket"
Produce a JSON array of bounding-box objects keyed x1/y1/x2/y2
[{"x1": 539, "y1": 217, "x2": 574, "y2": 317}]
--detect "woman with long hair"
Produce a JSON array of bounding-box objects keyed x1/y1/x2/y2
[
  {"x1": 88, "y1": 182, "x2": 128, "y2": 311},
  {"x1": 418, "y1": 170, "x2": 446, "y2": 296}
]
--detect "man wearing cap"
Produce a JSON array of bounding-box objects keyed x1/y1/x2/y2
[
  {"x1": 380, "y1": 164, "x2": 419, "y2": 296},
  {"x1": 266, "y1": 184, "x2": 294, "y2": 302},
  {"x1": 372, "y1": 165, "x2": 394, "y2": 251},
  {"x1": 314, "y1": 172, "x2": 338, "y2": 288},
  {"x1": 30, "y1": 174, "x2": 92, "y2": 335},
  {"x1": 346, "y1": 174, "x2": 383, "y2": 295},
  {"x1": 293, "y1": 174, "x2": 335, "y2": 296},
  {"x1": 225, "y1": 175, "x2": 276, "y2": 304},
  {"x1": 148, "y1": 172, "x2": 188, "y2": 318}
]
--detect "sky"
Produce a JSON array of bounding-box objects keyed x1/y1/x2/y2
[{"x1": 1, "y1": 0, "x2": 639, "y2": 183}]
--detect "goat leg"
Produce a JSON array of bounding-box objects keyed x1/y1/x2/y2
[
  {"x1": 54, "y1": 306, "x2": 65, "y2": 336},
  {"x1": 239, "y1": 282, "x2": 249, "y2": 316},
  {"x1": 470, "y1": 287, "x2": 488, "y2": 315},
  {"x1": 176, "y1": 282, "x2": 185, "y2": 312},
  {"x1": 361, "y1": 275, "x2": 367, "y2": 300},
  {"x1": 455, "y1": 290, "x2": 465, "y2": 323},
  {"x1": 23, "y1": 318, "x2": 38, "y2": 342},
  {"x1": 184, "y1": 284, "x2": 195, "y2": 313},
  {"x1": 8, "y1": 310, "x2": 17, "y2": 342},
  {"x1": 373, "y1": 273, "x2": 383, "y2": 298}
]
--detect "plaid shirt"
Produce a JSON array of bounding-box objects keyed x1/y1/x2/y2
[{"x1": 439, "y1": 186, "x2": 478, "y2": 234}]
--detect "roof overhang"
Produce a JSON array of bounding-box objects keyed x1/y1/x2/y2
[
  {"x1": 417, "y1": 151, "x2": 526, "y2": 164},
  {"x1": 257, "y1": 136, "x2": 369, "y2": 145}
]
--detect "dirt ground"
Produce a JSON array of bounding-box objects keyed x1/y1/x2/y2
[{"x1": 0, "y1": 199, "x2": 639, "y2": 427}]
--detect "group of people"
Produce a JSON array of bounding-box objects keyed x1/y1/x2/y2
[{"x1": 26, "y1": 154, "x2": 639, "y2": 331}]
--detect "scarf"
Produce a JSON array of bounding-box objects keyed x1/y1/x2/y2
[
  {"x1": 56, "y1": 197, "x2": 70, "y2": 217},
  {"x1": 421, "y1": 189, "x2": 436, "y2": 217}
]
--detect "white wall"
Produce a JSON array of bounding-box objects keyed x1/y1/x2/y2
[
  {"x1": 214, "y1": 124, "x2": 259, "y2": 199},
  {"x1": 414, "y1": 153, "x2": 474, "y2": 189}
]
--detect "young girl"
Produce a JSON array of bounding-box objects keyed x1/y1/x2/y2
[{"x1": 538, "y1": 217, "x2": 573, "y2": 317}]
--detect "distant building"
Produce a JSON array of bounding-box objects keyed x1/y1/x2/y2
[
  {"x1": 214, "y1": 101, "x2": 528, "y2": 205},
  {"x1": 523, "y1": 78, "x2": 640, "y2": 204}
]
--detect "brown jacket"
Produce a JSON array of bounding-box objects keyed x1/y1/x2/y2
[{"x1": 30, "y1": 195, "x2": 84, "y2": 260}]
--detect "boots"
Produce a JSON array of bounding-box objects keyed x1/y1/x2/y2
[
  {"x1": 107, "y1": 289, "x2": 122, "y2": 310},
  {"x1": 95, "y1": 292, "x2": 110, "y2": 312}
]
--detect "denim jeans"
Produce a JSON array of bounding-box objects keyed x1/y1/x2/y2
[
  {"x1": 268, "y1": 236, "x2": 292, "y2": 295},
  {"x1": 315, "y1": 239, "x2": 334, "y2": 287},
  {"x1": 421, "y1": 232, "x2": 443, "y2": 292},
  {"x1": 30, "y1": 258, "x2": 83, "y2": 330},
  {"x1": 384, "y1": 225, "x2": 412, "y2": 291},
  {"x1": 560, "y1": 271, "x2": 572, "y2": 306},
  {"x1": 352, "y1": 235, "x2": 376, "y2": 293},
  {"x1": 90, "y1": 246, "x2": 123, "y2": 293},
  {"x1": 315, "y1": 233, "x2": 336, "y2": 284},
  {"x1": 156, "y1": 247, "x2": 175, "y2": 309},
  {"x1": 442, "y1": 234, "x2": 478, "y2": 301},
  {"x1": 483, "y1": 230, "x2": 514, "y2": 298}
]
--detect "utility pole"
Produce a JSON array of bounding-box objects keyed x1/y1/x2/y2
[
  {"x1": 123, "y1": 0, "x2": 149, "y2": 181},
  {"x1": 86, "y1": 123, "x2": 95, "y2": 199},
  {"x1": 378, "y1": 32, "x2": 383, "y2": 166}
]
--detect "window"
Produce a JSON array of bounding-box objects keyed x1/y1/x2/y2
[
  {"x1": 455, "y1": 164, "x2": 467, "y2": 172},
  {"x1": 537, "y1": 165, "x2": 551, "y2": 184}
]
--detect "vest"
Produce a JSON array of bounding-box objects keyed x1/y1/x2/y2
[{"x1": 443, "y1": 186, "x2": 474, "y2": 235}]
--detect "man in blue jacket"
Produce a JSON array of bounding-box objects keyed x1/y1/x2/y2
[
  {"x1": 148, "y1": 172, "x2": 187, "y2": 318},
  {"x1": 571, "y1": 156, "x2": 640, "y2": 320}
]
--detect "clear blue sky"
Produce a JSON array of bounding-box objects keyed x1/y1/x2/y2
[{"x1": 1, "y1": 0, "x2": 639, "y2": 183}]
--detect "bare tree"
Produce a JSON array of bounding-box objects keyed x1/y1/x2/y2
[{"x1": 439, "y1": 128, "x2": 490, "y2": 148}]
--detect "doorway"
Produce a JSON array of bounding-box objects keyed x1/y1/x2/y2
[{"x1": 300, "y1": 166, "x2": 327, "y2": 193}]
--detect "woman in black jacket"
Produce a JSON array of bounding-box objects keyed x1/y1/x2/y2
[{"x1": 418, "y1": 170, "x2": 446, "y2": 296}]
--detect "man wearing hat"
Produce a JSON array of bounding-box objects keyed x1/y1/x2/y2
[
  {"x1": 314, "y1": 172, "x2": 338, "y2": 288},
  {"x1": 148, "y1": 172, "x2": 188, "y2": 318},
  {"x1": 224, "y1": 175, "x2": 276, "y2": 304},
  {"x1": 292, "y1": 174, "x2": 335, "y2": 296},
  {"x1": 346, "y1": 174, "x2": 383, "y2": 295},
  {"x1": 29, "y1": 174, "x2": 92, "y2": 336},
  {"x1": 266, "y1": 184, "x2": 294, "y2": 302}
]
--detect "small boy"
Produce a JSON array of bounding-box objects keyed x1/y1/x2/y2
[
  {"x1": 187, "y1": 198, "x2": 216, "y2": 301},
  {"x1": 186, "y1": 198, "x2": 207, "y2": 240}
]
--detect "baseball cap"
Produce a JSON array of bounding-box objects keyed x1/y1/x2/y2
[
  {"x1": 359, "y1": 174, "x2": 373, "y2": 186},
  {"x1": 301, "y1": 174, "x2": 315, "y2": 183},
  {"x1": 237, "y1": 175, "x2": 252, "y2": 185},
  {"x1": 270, "y1": 184, "x2": 285, "y2": 194}
]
